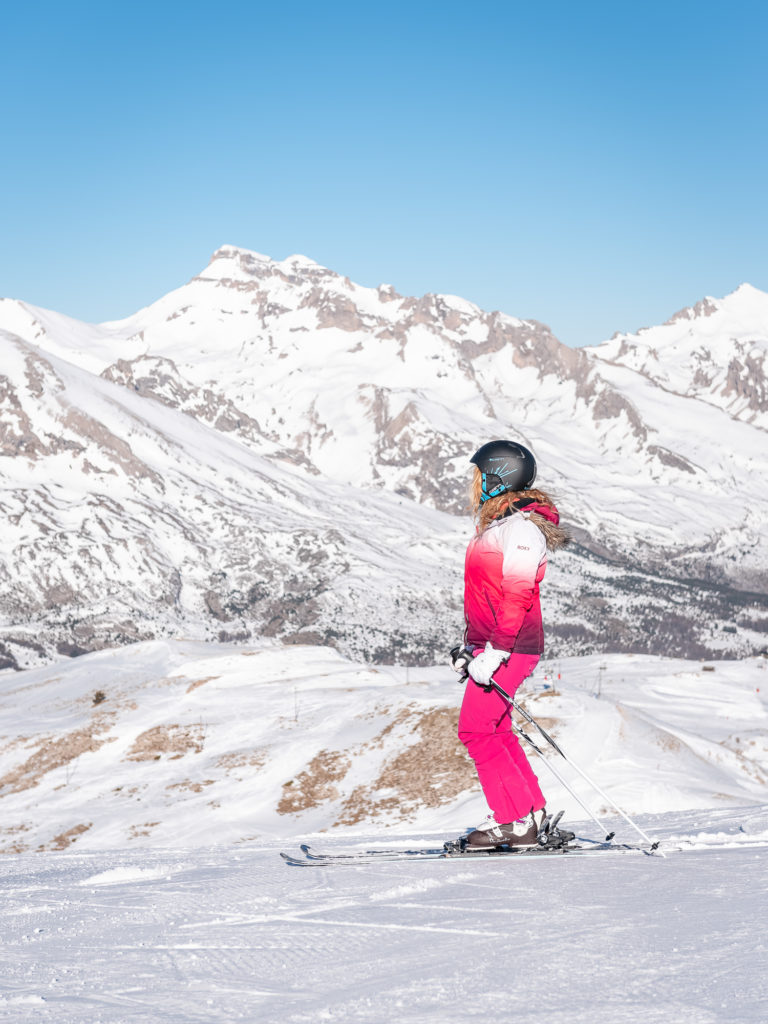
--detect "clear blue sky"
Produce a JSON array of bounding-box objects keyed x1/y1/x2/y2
[{"x1": 1, "y1": 0, "x2": 766, "y2": 346}]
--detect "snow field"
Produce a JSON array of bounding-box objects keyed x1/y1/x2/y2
[
  {"x1": 1, "y1": 811, "x2": 766, "y2": 1024},
  {"x1": 1, "y1": 642, "x2": 767, "y2": 1021}
]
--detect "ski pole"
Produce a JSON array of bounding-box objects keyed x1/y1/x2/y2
[
  {"x1": 491, "y1": 679, "x2": 661, "y2": 852},
  {"x1": 509, "y1": 716, "x2": 617, "y2": 842}
]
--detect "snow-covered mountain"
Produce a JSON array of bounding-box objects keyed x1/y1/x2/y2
[
  {"x1": 0, "y1": 326, "x2": 466, "y2": 670},
  {"x1": 1, "y1": 247, "x2": 767, "y2": 668},
  {"x1": 586, "y1": 283, "x2": 768, "y2": 429}
]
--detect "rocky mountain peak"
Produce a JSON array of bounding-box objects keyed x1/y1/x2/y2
[
  {"x1": 202, "y1": 245, "x2": 333, "y2": 289},
  {"x1": 664, "y1": 296, "x2": 720, "y2": 325}
]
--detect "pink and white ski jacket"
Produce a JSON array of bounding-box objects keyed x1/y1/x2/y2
[{"x1": 464, "y1": 503, "x2": 560, "y2": 655}]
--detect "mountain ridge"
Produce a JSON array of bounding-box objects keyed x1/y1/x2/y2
[{"x1": 1, "y1": 248, "x2": 767, "y2": 671}]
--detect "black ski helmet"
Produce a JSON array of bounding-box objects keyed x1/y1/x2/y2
[{"x1": 470, "y1": 439, "x2": 537, "y2": 502}]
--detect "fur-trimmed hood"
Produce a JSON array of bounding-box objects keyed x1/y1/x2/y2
[{"x1": 524, "y1": 502, "x2": 571, "y2": 552}]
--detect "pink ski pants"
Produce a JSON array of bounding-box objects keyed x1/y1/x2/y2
[{"x1": 458, "y1": 653, "x2": 545, "y2": 823}]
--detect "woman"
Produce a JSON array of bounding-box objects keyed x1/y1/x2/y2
[{"x1": 456, "y1": 439, "x2": 568, "y2": 849}]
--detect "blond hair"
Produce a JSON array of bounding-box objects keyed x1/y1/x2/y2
[{"x1": 469, "y1": 467, "x2": 567, "y2": 549}]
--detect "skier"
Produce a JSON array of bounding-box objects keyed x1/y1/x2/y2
[{"x1": 454, "y1": 439, "x2": 568, "y2": 848}]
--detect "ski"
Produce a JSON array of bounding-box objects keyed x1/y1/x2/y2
[
  {"x1": 280, "y1": 838, "x2": 651, "y2": 866},
  {"x1": 280, "y1": 833, "x2": 768, "y2": 865}
]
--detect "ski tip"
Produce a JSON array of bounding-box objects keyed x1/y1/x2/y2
[{"x1": 280, "y1": 852, "x2": 305, "y2": 866}]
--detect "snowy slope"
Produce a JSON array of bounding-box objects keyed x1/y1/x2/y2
[
  {"x1": 2, "y1": 248, "x2": 768, "y2": 666},
  {"x1": 1, "y1": 640, "x2": 766, "y2": 854},
  {"x1": 1, "y1": 811, "x2": 767, "y2": 1024},
  {"x1": 2, "y1": 642, "x2": 767, "y2": 1022}
]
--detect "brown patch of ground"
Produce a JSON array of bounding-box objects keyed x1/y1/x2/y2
[
  {"x1": 112, "y1": 785, "x2": 146, "y2": 798},
  {"x1": 217, "y1": 749, "x2": 268, "y2": 772},
  {"x1": 367, "y1": 706, "x2": 415, "y2": 744},
  {"x1": 336, "y1": 706, "x2": 475, "y2": 826},
  {"x1": 0, "y1": 823, "x2": 30, "y2": 836},
  {"x1": 185, "y1": 676, "x2": 219, "y2": 694},
  {"x1": 0, "y1": 734, "x2": 37, "y2": 753},
  {"x1": 0, "y1": 840, "x2": 30, "y2": 854},
  {"x1": 166, "y1": 779, "x2": 216, "y2": 794},
  {"x1": 128, "y1": 822, "x2": 160, "y2": 839},
  {"x1": 42, "y1": 823, "x2": 92, "y2": 851},
  {"x1": 277, "y1": 749, "x2": 351, "y2": 815},
  {"x1": 125, "y1": 724, "x2": 206, "y2": 761},
  {"x1": 0, "y1": 724, "x2": 112, "y2": 795},
  {"x1": 0, "y1": 823, "x2": 31, "y2": 854},
  {"x1": 657, "y1": 732, "x2": 683, "y2": 753}
]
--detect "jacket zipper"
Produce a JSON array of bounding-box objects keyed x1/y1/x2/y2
[{"x1": 483, "y1": 587, "x2": 497, "y2": 624}]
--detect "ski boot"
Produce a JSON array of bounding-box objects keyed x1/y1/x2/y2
[{"x1": 463, "y1": 812, "x2": 540, "y2": 850}]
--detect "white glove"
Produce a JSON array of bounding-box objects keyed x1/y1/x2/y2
[{"x1": 468, "y1": 644, "x2": 508, "y2": 687}]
